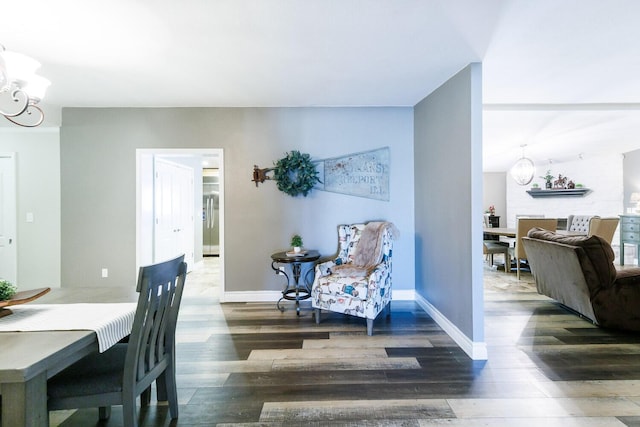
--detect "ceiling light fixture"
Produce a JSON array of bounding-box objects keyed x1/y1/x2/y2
[
  {"x1": 0, "y1": 45, "x2": 50, "y2": 127},
  {"x1": 510, "y1": 144, "x2": 535, "y2": 186}
]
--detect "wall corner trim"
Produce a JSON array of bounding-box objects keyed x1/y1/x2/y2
[{"x1": 415, "y1": 293, "x2": 488, "y2": 360}]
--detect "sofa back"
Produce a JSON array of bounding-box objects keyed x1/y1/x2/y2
[{"x1": 522, "y1": 228, "x2": 617, "y2": 324}]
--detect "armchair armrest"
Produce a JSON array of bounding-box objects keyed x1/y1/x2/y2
[{"x1": 315, "y1": 255, "x2": 352, "y2": 277}]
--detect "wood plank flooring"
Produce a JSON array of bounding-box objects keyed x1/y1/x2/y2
[{"x1": 51, "y1": 257, "x2": 640, "y2": 426}]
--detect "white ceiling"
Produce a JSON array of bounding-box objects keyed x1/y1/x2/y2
[{"x1": 2, "y1": 0, "x2": 639, "y2": 171}]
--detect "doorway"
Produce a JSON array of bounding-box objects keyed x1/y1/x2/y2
[
  {"x1": 136, "y1": 149, "x2": 224, "y2": 297},
  {"x1": 202, "y1": 168, "x2": 220, "y2": 257}
]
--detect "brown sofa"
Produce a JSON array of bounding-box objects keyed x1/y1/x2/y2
[{"x1": 522, "y1": 228, "x2": 640, "y2": 331}]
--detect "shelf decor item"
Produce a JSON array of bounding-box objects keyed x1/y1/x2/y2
[{"x1": 540, "y1": 170, "x2": 554, "y2": 189}]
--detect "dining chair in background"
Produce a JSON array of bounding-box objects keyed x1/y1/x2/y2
[
  {"x1": 47, "y1": 254, "x2": 187, "y2": 427},
  {"x1": 567, "y1": 215, "x2": 598, "y2": 233},
  {"x1": 589, "y1": 217, "x2": 620, "y2": 244},
  {"x1": 483, "y1": 241, "x2": 511, "y2": 272},
  {"x1": 511, "y1": 218, "x2": 558, "y2": 279}
]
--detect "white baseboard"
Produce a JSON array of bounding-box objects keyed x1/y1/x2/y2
[
  {"x1": 392, "y1": 289, "x2": 416, "y2": 301},
  {"x1": 414, "y1": 293, "x2": 487, "y2": 361}
]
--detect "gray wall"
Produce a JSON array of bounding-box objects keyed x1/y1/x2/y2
[
  {"x1": 60, "y1": 107, "x2": 415, "y2": 293},
  {"x1": 414, "y1": 64, "x2": 484, "y2": 344},
  {"x1": 483, "y1": 172, "x2": 506, "y2": 227},
  {"x1": 0, "y1": 129, "x2": 61, "y2": 289}
]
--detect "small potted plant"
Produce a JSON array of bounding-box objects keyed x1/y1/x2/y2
[
  {"x1": 0, "y1": 280, "x2": 16, "y2": 301},
  {"x1": 540, "y1": 170, "x2": 554, "y2": 189},
  {"x1": 290, "y1": 234, "x2": 303, "y2": 253},
  {"x1": 531, "y1": 183, "x2": 540, "y2": 191}
]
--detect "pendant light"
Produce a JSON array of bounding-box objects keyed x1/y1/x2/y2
[{"x1": 510, "y1": 144, "x2": 535, "y2": 186}]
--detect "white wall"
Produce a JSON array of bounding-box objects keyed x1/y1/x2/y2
[
  {"x1": 0, "y1": 128, "x2": 61, "y2": 289},
  {"x1": 506, "y1": 153, "x2": 623, "y2": 230}
]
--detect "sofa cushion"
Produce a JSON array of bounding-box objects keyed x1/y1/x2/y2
[{"x1": 527, "y1": 228, "x2": 617, "y2": 291}]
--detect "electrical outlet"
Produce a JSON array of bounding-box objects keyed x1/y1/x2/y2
[{"x1": 101, "y1": 268, "x2": 108, "y2": 278}]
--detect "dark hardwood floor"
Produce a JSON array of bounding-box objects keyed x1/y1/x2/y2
[{"x1": 52, "y1": 257, "x2": 640, "y2": 426}]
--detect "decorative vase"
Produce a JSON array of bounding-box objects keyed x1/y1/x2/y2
[{"x1": 545, "y1": 181, "x2": 552, "y2": 189}]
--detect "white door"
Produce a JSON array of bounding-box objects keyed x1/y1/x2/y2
[
  {"x1": 0, "y1": 154, "x2": 17, "y2": 284},
  {"x1": 154, "y1": 158, "x2": 195, "y2": 268}
]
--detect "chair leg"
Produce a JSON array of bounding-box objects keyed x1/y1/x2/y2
[
  {"x1": 386, "y1": 302, "x2": 391, "y2": 318},
  {"x1": 122, "y1": 396, "x2": 137, "y2": 427},
  {"x1": 141, "y1": 385, "x2": 152, "y2": 405},
  {"x1": 98, "y1": 406, "x2": 111, "y2": 420},
  {"x1": 163, "y1": 365, "x2": 179, "y2": 419},
  {"x1": 314, "y1": 308, "x2": 321, "y2": 324},
  {"x1": 366, "y1": 318, "x2": 373, "y2": 336},
  {"x1": 517, "y1": 261, "x2": 521, "y2": 280}
]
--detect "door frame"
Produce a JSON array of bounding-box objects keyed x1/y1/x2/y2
[
  {"x1": 136, "y1": 148, "x2": 224, "y2": 299},
  {"x1": 0, "y1": 153, "x2": 17, "y2": 284}
]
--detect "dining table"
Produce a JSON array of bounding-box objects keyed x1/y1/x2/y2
[
  {"x1": 483, "y1": 227, "x2": 587, "y2": 238},
  {"x1": 0, "y1": 286, "x2": 138, "y2": 427}
]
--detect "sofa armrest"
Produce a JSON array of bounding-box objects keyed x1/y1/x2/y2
[{"x1": 615, "y1": 267, "x2": 640, "y2": 287}]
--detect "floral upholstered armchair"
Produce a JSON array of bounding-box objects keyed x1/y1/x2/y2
[{"x1": 311, "y1": 221, "x2": 396, "y2": 335}]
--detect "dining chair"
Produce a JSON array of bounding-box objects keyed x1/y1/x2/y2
[
  {"x1": 566, "y1": 214, "x2": 598, "y2": 233},
  {"x1": 483, "y1": 241, "x2": 511, "y2": 272},
  {"x1": 47, "y1": 254, "x2": 187, "y2": 427},
  {"x1": 511, "y1": 218, "x2": 558, "y2": 279},
  {"x1": 588, "y1": 217, "x2": 619, "y2": 244}
]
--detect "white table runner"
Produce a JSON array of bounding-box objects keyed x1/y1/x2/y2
[{"x1": 0, "y1": 303, "x2": 137, "y2": 352}]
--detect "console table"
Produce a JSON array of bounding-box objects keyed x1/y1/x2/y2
[
  {"x1": 271, "y1": 250, "x2": 320, "y2": 315},
  {"x1": 620, "y1": 215, "x2": 640, "y2": 266}
]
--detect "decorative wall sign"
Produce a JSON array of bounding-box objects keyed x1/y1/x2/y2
[{"x1": 314, "y1": 147, "x2": 390, "y2": 201}]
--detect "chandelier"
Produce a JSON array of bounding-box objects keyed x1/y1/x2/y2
[
  {"x1": 510, "y1": 144, "x2": 535, "y2": 186},
  {"x1": 0, "y1": 45, "x2": 50, "y2": 127}
]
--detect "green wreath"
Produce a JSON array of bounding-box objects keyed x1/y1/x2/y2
[{"x1": 273, "y1": 150, "x2": 320, "y2": 197}]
